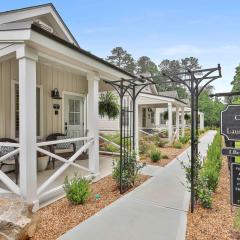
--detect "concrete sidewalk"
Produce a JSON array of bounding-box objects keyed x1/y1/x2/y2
[{"x1": 59, "y1": 131, "x2": 216, "y2": 240}]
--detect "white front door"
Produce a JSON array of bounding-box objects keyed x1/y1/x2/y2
[{"x1": 64, "y1": 94, "x2": 85, "y2": 147}]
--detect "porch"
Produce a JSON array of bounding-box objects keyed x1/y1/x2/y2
[{"x1": 0, "y1": 38, "x2": 128, "y2": 209}]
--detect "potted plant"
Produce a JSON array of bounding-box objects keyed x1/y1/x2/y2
[{"x1": 37, "y1": 150, "x2": 49, "y2": 171}]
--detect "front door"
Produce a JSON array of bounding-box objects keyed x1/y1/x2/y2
[{"x1": 64, "y1": 94, "x2": 85, "y2": 148}]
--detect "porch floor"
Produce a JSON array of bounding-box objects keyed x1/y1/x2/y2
[{"x1": 0, "y1": 156, "x2": 114, "y2": 206}]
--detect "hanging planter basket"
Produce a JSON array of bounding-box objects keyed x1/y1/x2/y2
[
  {"x1": 163, "y1": 111, "x2": 168, "y2": 121},
  {"x1": 99, "y1": 92, "x2": 120, "y2": 119},
  {"x1": 184, "y1": 113, "x2": 191, "y2": 121}
]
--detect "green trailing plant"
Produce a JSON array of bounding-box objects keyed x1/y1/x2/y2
[
  {"x1": 64, "y1": 175, "x2": 91, "y2": 205},
  {"x1": 99, "y1": 92, "x2": 120, "y2": 119},
  {"x1": 112, "y1": 152, "x2": 145, "y2": 189},
  {"x1": 150, "y1": 147, "x2": 161, "y2": 162}
]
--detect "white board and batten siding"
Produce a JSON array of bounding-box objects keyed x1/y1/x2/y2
[{"x1": 0, "y1": 58, "x2": 88, "y2": 140}]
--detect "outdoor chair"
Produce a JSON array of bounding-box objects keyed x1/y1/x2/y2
[
  {"x1": 0, "y1": 138, "x2": 19, "y2": 184},
  {"x1": 46, "y1": 133, "x2": 76, "y2": 169}
]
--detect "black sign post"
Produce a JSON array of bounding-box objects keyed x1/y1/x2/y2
[
  {"x1": 231, "y1": 163, "x2": 240, "y2": 207},
  {"x1": 221, "y1": 105, "x2": 240, "y2": 141}
]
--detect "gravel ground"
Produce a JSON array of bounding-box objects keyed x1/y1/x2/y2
[
  {"x1": 187, "y1": 157, "x2": 238, "y2": 240},
  {"x1": 31, "y1": 175, "x2": 150, "y2": 240},
  {"x1": 140, "y1": 145, "x2": 188, "y2": 167}
]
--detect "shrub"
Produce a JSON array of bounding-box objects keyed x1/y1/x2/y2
[
  {"x1": 162, "y1": 154, "x2": 169, "y2": 159},
  {"x1": 112, "y1": 152, "x2": 145, "y2": 189},
  {"x1": 105, "y1": 144, "x2": 119, "y2": 153},
  {"x1": 173, "y1": 141, "x2": 183, "y2": 149},
  {"x1": 197, "y1": 180, "x2": 212, "y2": 209},
  {"x1": 150, "y1": 147, "x2": 161, "y2": 162},
  {"x1": 234, "y1": 209, "x2": 240, "y2": 231},
  {"x1": 181, "y1": 131, "x2": 222, "y2": 209},
  {"x1": 139, "y1": 140, "x2": 150, "y2": 154},
  {"x1": 64, "y1": 175, "x2": 91, "y2": 204},
  {"x1": 179, "y1": 136, "x2": 190, "y2": 145},
  {"x1": 158, "y1": 139, "x2": 167, "y2": 148}
]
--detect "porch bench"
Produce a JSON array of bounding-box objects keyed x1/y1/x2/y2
[{"x1": 46, "y1": 133, "x2": 76, "y2": 169}]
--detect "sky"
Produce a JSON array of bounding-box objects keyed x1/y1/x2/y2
[{"x1": 1, "y1": 0, "x2": 240, "y2": 93}]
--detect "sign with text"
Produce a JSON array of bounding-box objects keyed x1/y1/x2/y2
[
  {"x1": 222, "y1": 147, "x2": 240, "y2": 157},
  {"x1": 231, "y1": 163, "x2": 240, "y2": 207},
  {"x1": 221, "y1": 105, "x2": 240, "y2": 141}
]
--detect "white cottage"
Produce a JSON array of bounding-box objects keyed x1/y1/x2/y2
[{"x1": 0, "y1": 3, "x2": 136, "y2": 209}]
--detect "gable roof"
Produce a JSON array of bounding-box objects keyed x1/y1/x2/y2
[
  {"x1": 0, "y1": 3, "x2": 79, "y2": 47},
  {"x1": 158, "y1": 91, "x2": 179, "y2": 99}
]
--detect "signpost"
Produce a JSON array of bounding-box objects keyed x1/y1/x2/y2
[
  {"x1": 222, "y1": 147, "x2": 240, "y2": 157},
  {"x1": 231, "y1": 163, "x2": 240, "y2": 207},
  {"x1": 221, "y1": 104, "x2": 240, "y2": 141}
]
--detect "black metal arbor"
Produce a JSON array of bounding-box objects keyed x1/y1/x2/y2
[
  {"x1": 104, "y1": 64, "x2": 221, "y2": 212},
  {"x1": 162, "y1": 64, "x2": 222, "y2": 212},
  {"x1": 104, "y1": 76, "x2": 156, "y2": 193}
]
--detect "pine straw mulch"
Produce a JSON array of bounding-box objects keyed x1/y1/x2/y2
[
  {"x1": 31, "y1": 174, "x2": 150, "y2": 240},
  {"x1": 187, "y1": 156, "x2": 240, "y2": 240},
  {"x1": 140, "y1": 144, "x2": 189, "y2": 167}
]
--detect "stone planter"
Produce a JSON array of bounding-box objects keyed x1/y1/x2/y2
[{"x1": 37, "y1": 155, "x2": 49, "y2": 171}]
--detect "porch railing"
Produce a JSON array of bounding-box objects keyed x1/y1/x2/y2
[
  {"x1": 36, "y1": 136, "x2": 94, "y2": 199},
  {"x1": 0, "y1": 142, "x2": 20, "y2": 195}
]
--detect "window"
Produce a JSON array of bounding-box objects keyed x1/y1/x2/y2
[
  {"x1": 15, "y1": 84, "x2": 41, "y2": 138},
  {"x1": 151, "y1": 111, "x2": 155, "y2": 124},
  {"x1": 69, "y1": 99, "x2": 81, "y2": 125}
]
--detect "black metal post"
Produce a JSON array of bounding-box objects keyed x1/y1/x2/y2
[
  {"x1": 119, "y1": 82, "x2": 123, "y2": 194},
  {"x1": 195, "y1": 86, "x2": 199, "y2": 155},
  {"x1": 190, "y1": 79, "x2": 195, "y2": 213}
]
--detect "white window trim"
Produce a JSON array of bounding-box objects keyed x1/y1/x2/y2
[
  {"x1": 11, "y1": 80, "x2": 43, "y2": 140},
  {"x1": 62, "y1": 91, "x2": 86, "y2": 135}
]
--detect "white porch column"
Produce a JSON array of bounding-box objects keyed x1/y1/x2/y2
[
  {"x1": 181, "y1": 106, "x2": 185, "y2": 137},
  {"x1": 176, "y1": 106, "x2": 180, "y2": 140},
  {"x1": 155, "y1": 108, "x2": 160, "y2": 128},
  {"x1": 16, "y1": 46, "x2": 38, "y2": 205},
  {"x1": 168, "y1": 102, "x2": 173, "y2": 142},
  {"x1": 200, "y1": 112, "x2": 204, "y2": 130},
  {"x1": 87, "y1": 72, "x2": 100, "y2": 174}
]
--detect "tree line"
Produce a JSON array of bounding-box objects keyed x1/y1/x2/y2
[{"x1": 105, "y1": 46, "x2": 224, "y2": 127}]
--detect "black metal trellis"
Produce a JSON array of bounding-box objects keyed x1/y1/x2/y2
[
  {"x1": 104, "y1": 76, "x2": 156, "y2": 193},
  {"x1": 162, "y1": 64, "x2": 222, "y2": 212},
  {"x1": 104, "y1": 64, "x2": 221, "y2": 212}
]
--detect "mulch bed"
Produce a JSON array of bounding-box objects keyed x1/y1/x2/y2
[
  {"x1": 140, "y1": 145, "x2": 189, "y2": 167},
  {"x1": 32, "y1": 174, "x2": 150, "y2": 240},
  {"x1": 186, "y1": 157, "x2": 239, "y2": 240}
]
